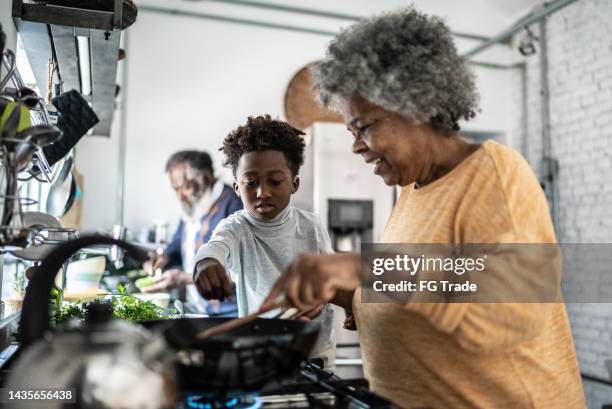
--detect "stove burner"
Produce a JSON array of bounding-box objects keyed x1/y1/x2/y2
[
  {"x1": 184, "y1": 394, "x2": 263, "y2": 409},
  {"x1": 179, "y1": 363, "x2": 393, "y2": 409}
]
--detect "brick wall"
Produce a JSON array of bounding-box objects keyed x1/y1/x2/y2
[{"x1": 507, "y1": 1, "x2": 612, "y2": 407}]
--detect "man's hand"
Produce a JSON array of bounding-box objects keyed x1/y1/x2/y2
[
  {"x1": 194, "y1": 259, "x2": 234, "y2": 301},
  {"x1": 140, "y1": 269, "x2": 192, "y2": 293},
  {"x1": 261, "y1": 252, "x2": 361, "y2": 312},
  {"x1": 143, "y1": 251, "x2": 168, "y2": 276}
]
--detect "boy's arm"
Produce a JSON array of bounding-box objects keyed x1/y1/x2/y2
[{"x1": 193, "y1": 218, "x2": 240, "y2": 300}]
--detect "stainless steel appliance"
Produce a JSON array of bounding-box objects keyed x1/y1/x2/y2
[{"x1": 328, "y1": 199, "x2": 373, "y2": 253}]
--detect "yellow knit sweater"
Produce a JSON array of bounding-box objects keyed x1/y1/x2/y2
[{"x1": 353, "y1": 140, "x2": 585, "y2": 409}]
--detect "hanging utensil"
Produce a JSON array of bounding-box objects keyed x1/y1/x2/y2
[
  {"x1": 15, "y1": 124, "x2": 62, "y2": 145},
  {"x1": 46, "y1": 153, "x2": 74, "y2": 218},
  {"x1": 0, "y1": 23, "x2": 6, "y2": 56},
  {"x1": 13, "y1": 124, "x2": 62, "y2": 171},
  {"x1": 46, "y1": 167, "x2": 76, "y2": 218},
  {"x1": 0, "y1": 49, "x2": 16, "y2": 90},
  {"x1": 9, "y1": 211, "x2": 73, "y2": 261},
  {"x1": 0, "y1": 100, "x2": 30, "y2": 142}
]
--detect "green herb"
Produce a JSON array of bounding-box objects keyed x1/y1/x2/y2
[
  {"x1": 49, "y1": 288, "x2": 85, "y2": 325},
  {"x1": 49, "y1": 286, "x2": 168, "y2": 326}
]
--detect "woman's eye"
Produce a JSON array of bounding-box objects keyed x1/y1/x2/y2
[
  {"x1": 358, "y1": 123, "x2": 372, "y2": 133},
  {"x1": 270, "y1": 179, "x2": 284, "y2": 186},
  {"x1": 244, "y1": 180, "x2": 257, "y2": 187}
]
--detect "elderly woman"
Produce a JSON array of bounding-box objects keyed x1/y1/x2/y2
[{"x1": 263, "y1": 7, "x2": 585, "y2": 409}]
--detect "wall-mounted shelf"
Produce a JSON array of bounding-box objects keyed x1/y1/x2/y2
[{"x1": 12, "y1": 0, "x2": 126, "y2": 136}]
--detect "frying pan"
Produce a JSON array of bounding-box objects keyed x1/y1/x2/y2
[
  {"x1": 142, "y1": 316, "x2": 319, "y2": 394},
  {"x1": 19, "y1": 236, "x2": 321, "y2": 395}
]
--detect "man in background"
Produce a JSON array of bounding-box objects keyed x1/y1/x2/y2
[{"x1": 142, "y1": 150, "x2": 242, "y2": 313}]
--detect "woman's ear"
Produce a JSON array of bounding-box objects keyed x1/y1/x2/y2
[{"x1": 292, "y1": 176, "x2": 300, "y2": 194}]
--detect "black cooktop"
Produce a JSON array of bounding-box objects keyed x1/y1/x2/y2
[{"x1": 177, "y1": 362, "x2": 394, "y2": 409}]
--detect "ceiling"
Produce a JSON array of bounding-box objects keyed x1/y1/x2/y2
[{"x1": 136, "y1": 0, "x2": 548, "y2": 39}]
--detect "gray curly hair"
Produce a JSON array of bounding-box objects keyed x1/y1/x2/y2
[{"x1": 312, "y1": 7, "x2": 479, "y2": 135}]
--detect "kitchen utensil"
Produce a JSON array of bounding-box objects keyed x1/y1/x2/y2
[
  {"x1": 0, "y1": 99, "x2": 30, "y2": 141},
  {"x1": 174, "y1": 299, "x2": 184, "y2": 318},
  {"x1": 48, "y1": 155, "x2": 66, "y2": 184},
  {"x1": 0, "y1": 49, "x2": 16, "y2": 90},
  {"x1": 9, "y1": 211, "x2": 72, "y2": 261},
  {"x1": 46, "y1": 160, "x2": 77, "y2": 218},
  {"x1": 43, "y1": 89, "x2": 99, "y2": 167},
  {"x1": 196, "y1": 296, "x2": 286, "y2": 341},
  {"x1": 144, "y1": 316, "x2": 320, "y2": 394},
  {"x1": 13, "y1": 124, "x2": 62, "y2": 170},
  {"x1": 15, "y1": 123, "x2": 61, "y2": 145},
  {"x1": 55, "y1": 153, "x2": 73, "y2": 184},
  {"x1": 0, "y1": 23, "x2": 6, "y2": 56},
  {"x1": 283, "y1": 304, "x2": 323, "y2": 320},
  {"x1": 6, "y1": 303, "x2": 177, "y2": 409},
  {"x1": 63, "y1": 174, "x2": 77, "y2": 214},
  {"x1": 195, "y1": 301, "x2": 322, "y2": 341}
]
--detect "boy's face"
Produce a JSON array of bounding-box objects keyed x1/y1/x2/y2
[{"x1": 233, "y1": 150, "x2": 299, "y2": 220}]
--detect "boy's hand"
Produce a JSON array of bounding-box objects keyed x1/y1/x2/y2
[
  {"x1": 261, "y1": 253, "x2": 361, "y2": 312},
  {"x1": 194, "y1": 259, "x2": 234, "y2": 301}
]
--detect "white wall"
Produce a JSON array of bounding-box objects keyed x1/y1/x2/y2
[
  {"x1": 506, "y1": 1, "x2": 612, "y2": 407},
  {"x1": 71, "y1": 0, "x2": 539, "y2": 236},
  {"x1": 121, "y1": 9, "x2": 332, "y2": 235},
  {"x1": 1, "y1": 0, "x2": 17, "y2": 52}
]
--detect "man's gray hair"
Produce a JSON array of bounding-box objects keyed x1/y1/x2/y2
[
  {"x1": 312, "y1": 7, "x2": 479, "y2": 135},
  {"x1": 165, "y1": 150, "x2": 214, "y2": 174}
]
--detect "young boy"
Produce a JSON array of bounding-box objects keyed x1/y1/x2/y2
[{"x1": 193, "y1": 115, "x2": 335, "y2": 367}]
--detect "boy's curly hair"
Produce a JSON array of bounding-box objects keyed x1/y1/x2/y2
[{"x1": 221, "y1": 115, "x2": 306, "y2": 176}]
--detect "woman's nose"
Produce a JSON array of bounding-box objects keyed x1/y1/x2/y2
[{"x1": 351, "y1": 135, "x2": 368, "y2": 154}]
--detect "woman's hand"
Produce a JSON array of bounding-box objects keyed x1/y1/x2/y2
[{"x1": 261, "y1": 252, "x2": 361, "y2": 311}]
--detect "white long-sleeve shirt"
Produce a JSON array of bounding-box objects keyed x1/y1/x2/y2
[{"x1": 194, "y1": 205, "x2": 336, "y2": 367}]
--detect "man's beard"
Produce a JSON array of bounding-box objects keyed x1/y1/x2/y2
[
  {"x1": 181, "y1": 183, "x2": 208, "y2": 217},
  {"x1": 181, "y1": 194, "x2": 201, "y2": 216}
]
